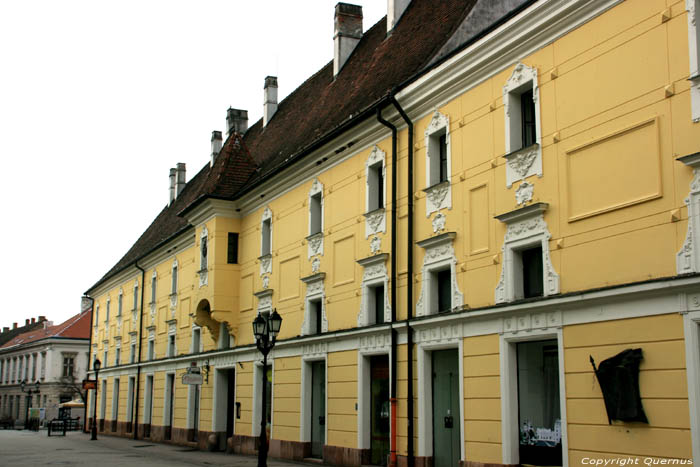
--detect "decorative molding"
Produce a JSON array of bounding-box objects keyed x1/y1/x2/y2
[
  {"x1": 415, "y1": 233, "x2": 463, "y2": 317},
  {"x1": 302, "y1": 341, "x2": 328, "y2": 358},
  {"x1": 432, "y1": 212, "x2": 446, "y2": 233},
  {"x1": 686, "y1": 0, "x2": 700, "y2": 122},
  {"x1": 255, "y1": 289, "x2": 274, "y2": 314},
  {"x1": 370, "y1": 236, "x2": 381, "y2": 254},
  {"x1": 677, "y1": 153, "x2": 700, "y2": 274},
  {"x1": 501, "y1": 310, "x2": 562, "y2": 335},
  {"x1": 169, "y1": 293, "x2": 177, "y2": 317},
  {"x1": 357, "y1": 254, "x2": 391, "y2": 326},
  {"x1": 259, "y1": 254, "x2": 272, "y2": 276},
  {"x1": 364, "y1": 208, "x2": 386, "y2": 238},
  {"x1": 504, "y1": 144, "x2": 541, "y2": 188},
  {"x1": 307, "y1": 232, "x2": 324, "y2": 259},
  {"x1": 262, "y1": 275, "x2": 270, "y2": 289},
  {"x1": 301, "y1": 274, "x2": 327, "y2": 335},
  {"x1": 311, "y1": 257, "x2": 321, "y2": 274},
  {"x1": 199, "y1": 226, "x2": 209, "y2": 287},
  {"x1": 494, "y1": 207, "x2": 559, "y2": 303},
  {"x1": 515, "y1": 181, "x2": 534, "y2": 205},
  {"x1": 424, "y1": 181, "x2": 451, "y2": 218},
  {"x1": 358, "y1": 333, "x2": 391, "y2": 351},
  {"x1": 149, "y1": 302, "x2": 156, "y2": 325},
  {"x1": 414, "y1": 323, "x2": 462, "y2": 344}
]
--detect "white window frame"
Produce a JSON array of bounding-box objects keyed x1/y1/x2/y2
[
  {"x1": 357, "y1": 253, "x2": 391, "y2": 326},
  {"x1": 186, "y1": 378, "x2": 201, "y2": 435},
  {"x1": 150, "y1": 270, "x2": 157, "y2": 304},
  {"x1": 130, "y1": 335, "x2": 137, "y2": 364},
  {"x1": 424, "y1": 110, "x2": 452, "y2": 217},
  {"x1": 114, "y1": 342, "x2": 121, "y2": 366},
  {"x1": 147, "y1": 328, "x2": 155, "y2": 361},
  {"x1": 415, "y1": 326, "x2": 464, "y2": 461},
  {"x1": 301, "y1": 273, "x2": 327, "y2": 335},
  {"x1": 415, "y1": 233, "x2": 463, "y2": 317},
  {"x1": 502, "y1": 62, "x2": 542, "y2": 188},
  {"x1": 167, "y1": 322, "x2": 177, "y2": 357},
  {"x1": 105, "y1": 298, "x2": 110, "y2": 323},
  {"x1": 357, "y1": 337, "x2": 391, "y2": 451},
  {"x1": 117, "y1": 288, "x2": 123, "y2": 317},
  {"x1": 111, "y1": 378, "x2": 120, "y2": 423},
  {"x1": 686, "y1": 0, "x2": 700, "y2": 122},
  {"x1": 126, "y1": 376, "x2": 135, "y2": 425},
  {"x1": 494, "y1": 203, "x2": 559, "y2": 303},
  {"x1": 162, "y1": 372, "x2": 175, "y2": 428},
  {"x1": 307, "y1": 179, "x2": 325, "y2": 259},
  {"x1": 170, "y1": 259, "x2": 178, "y2": 313},
  {"x1": 100, "y1": 378, "x2": 107, "y2": 419},
  {"x1": 191, "y1": 325, "x2": 202, "y2": 354},
  {"x1": 218, "y1": 322, "x2": 233, "y2": 350},
  {"x1": 103, "y1": 350, "x2": 109, "y2": 368},
  {"x1": 132, "y1": 280, "x2": 139, "y2": 312},
  {"x1": 499, "y1": 317, "x2": 568, "y2": 467},
  {"x1": 143, "y1": 374, "x2": 154, "y2": 425},
  {"x1": 678, "y1": 154, "x2": 700, "y2": 274},
  {"x1": 365, "y1": 146, "x2": 387, "y2": 238},
  {"x1": 260, "y1": 207, "x2": 273, "y2": 275}
]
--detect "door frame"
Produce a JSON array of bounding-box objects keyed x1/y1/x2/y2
[
  {"x1": 499, "y1": 328, "x2": 568, "y2": 467},
  {"x1": 300, "y1": 355, "x2": 327, "y2": 447},
  {"x1": 213, "y1": 366, "x2": 236, "y2": 447},
  {"x1": 357, "y1": 349, "x2": 391, "y2": 452},
  {"x1": 417, "y1": 338, "x2": 464, "y2": 462},
  {"x1": 683, "y1": 308, "x2": 700, "y2": 464}
]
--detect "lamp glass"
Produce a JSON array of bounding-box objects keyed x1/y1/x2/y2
[
  {"x1": 269, "y1": 309, "x2": 282, "y2": 337},
  {"x1": 253, "y1": 314, "x2": 266, "y2": 339},
  {"x1": 20, "y1": 380, "x2": 25, "y2": 392},
  {"x1": 93, "y1": 358, "x2": 101, "y2": 372}
]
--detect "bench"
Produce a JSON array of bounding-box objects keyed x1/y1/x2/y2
[
  {"x1": 48, "y1": 419, "x2": 66, "y2": 436},
  {"x1": 0, "y1": 419, "x2": 13, "y2": 430}
]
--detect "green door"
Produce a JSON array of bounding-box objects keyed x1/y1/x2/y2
[
  {"x1": 432, "y1": 349, "x2": 460, "y2": 467},
  {"x1": 311, "y1": 361, "x2": 326, "y2": 458}
]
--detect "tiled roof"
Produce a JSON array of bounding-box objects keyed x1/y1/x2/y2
[
  {"x1": 0, "y1": 321, "x2": 46, "y2": 347},
  {"x1": 87, "y1": 0, "x2": 522, "y2": 291},
  {"x1": 0, "y1": 311, "x2": 91, "y2": 349}
]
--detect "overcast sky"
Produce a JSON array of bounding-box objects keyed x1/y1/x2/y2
[{"x1": 0, "y1": 1, "x2": 387, "y2": 330}]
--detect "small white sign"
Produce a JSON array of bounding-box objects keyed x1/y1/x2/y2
[{"x1": 182, "y1": 373, "x2": 203, "y2": 385}]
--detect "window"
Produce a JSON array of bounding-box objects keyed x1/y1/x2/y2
[
  {"x1": 218, "y1": 322, "x2": 232, "y2": 350},
  {"x1": 261, "y1": 218, "x2": 272, "y2": 256},
  {"x1": 130, "y1": 341, "x2": 136, "y2": 364},
  {"x1": 494, "y1": 203, "x2": 559, "y2": 303},
  {"x1": 147, "y1": 336, "x2": 155, "y2": 361},
  {"x1": 503, "y1": 63, "x2": 542, "y2": 188},
  {"x1": 115, "y1": 346, "x2": 121, "y2": 366},
  {"x1": 369, "y1": 284, "x2": 385, "y2": 324},
  {"x1": 133, "y1": 282, "x2": 139, "y2": 311},
  {"x1": 424, "y1": 111, "x2": 452, "y2": 217},
  {"x1": 310, "y1": 193, "x2": 322, "y2": 235},
  {"x1": 103, "y1": 350, "x2": 108, "y2": 368},
  {"x1": 686, "y1": 0, "x2": 700, "y2": 121},
  {"x1": 150, "y1": 271, "x2": 157, "y2": 303},
  {"x1": 167, "y1": 335, "x2": 176, "y2": 357},
  {"x1": 40, "y1": 352, "x2": 46, "y2": 380},
  {"x1": 415, "y1": 233, "x2": 463, "y2": 317},
  {"x1": 200, "y1": 234, "x2": 208, "y2": 270},
  {"x1": 191, "y1": 327, "x2": 201, "y2": 354},
  {"x1": 310, "y1": 299, "x2": 323, "y2": 334},
  {"x1": 368, "y1": 162, "x2": 384, "y2": 212},
  {"x1": 95, "y1": 305, "x2": 99, "y2": 327},
  {"x1": 435, "y1": 269, "x2": 451, "y2": 313},
  {"x1": 228, "y1": 233, "x2": 239, "y2": 264},
  {"x1": 111, "y1": 378, "x2": 120, "y2": 429},
  {"x1": 31, "y1": 354, "x2": 36, "y2": 381},
  {"x1": 117, "y1": 289, "x2": 123, "y2": 316},
  {"x1": 302, "y1": 274, "x2": 326, "y2": 335},
  {"x1": 106, "y1": 298, "x2": 110, "y2": 322},
  {"x1": 171, "y1": 260, "x2": 178, "y2": 295}
]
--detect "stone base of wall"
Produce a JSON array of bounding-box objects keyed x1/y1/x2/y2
[
  {"x1": 461, "y1": 462, "x2": 516, "y2": 467},
  {"x1": 227, "y1": 434, "x2": 258, "y2": 456},
  {"x1": 398, "y1": 455, "x2": 432, "y2": 467},
  {"x1": 269, "y1": 439, "x2": 311, "y2": 461},
  {"x1": 323, "y1": 444, "x2": 369, "y2": 466},
  {"x1": 137, "y1": 423, "x2": 151, "y2": 439}
]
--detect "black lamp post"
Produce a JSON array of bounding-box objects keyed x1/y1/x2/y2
[
  {"x1": 20, "y1": 379, "x2": 40, "y2": 430},
  {"x1": 252, "y1": 309, "x2": 282, "y2": 467},
  {"x1": 91, "y1": 358, "x2": 101, "y2": 441}
]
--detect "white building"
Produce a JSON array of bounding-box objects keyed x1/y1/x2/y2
[{"x1": 0, "y1": 311, "x2": 91, "y2": 425}]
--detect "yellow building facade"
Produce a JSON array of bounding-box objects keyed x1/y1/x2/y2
[{"x1": 86, "y1": 1, "x2": 700, "y2": 466}]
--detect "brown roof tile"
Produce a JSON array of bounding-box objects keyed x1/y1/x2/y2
[{"x1": 1, "y1": 311, "x2": 91, "y2": 349}]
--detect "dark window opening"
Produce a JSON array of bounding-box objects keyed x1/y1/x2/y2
[
  {"x1": 371, "y1": 284, "x2": 385, "y2": 324},
  {"x1": 522, "y1": 245, "x2": 543, "y2": 298},
  {"x1": 521, "y1": 89, "x2": 536, "y2": 149},
  {"x1": 311, "y1": 299, "x2": 322, "y2": 334},
  {"x1": 439, "y1": 134, "x2": 448, "y2": 183},
  {"x1": 310, "y1": 193, "x2": 322, "y2": 235},
  {"x1": 369, "y1": 163, "x2": 383, "y2": 211},
  {"x1": 228, "y1": 232, "x2": 239, "y2": 264},
  {"x1": 437, "y1": 269, "x2": 451, "y2": 313},
  {"x1": 262, "y1": 219, "x2": 271, "y2": 256}
]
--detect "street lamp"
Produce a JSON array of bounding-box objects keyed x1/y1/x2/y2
[
  {"x1": 20, "y1": 380, "x2": 40, "y2": 430},
  {"x1": 91, "y1": 358, "x2": 101, "y2": 441},
  {"x1": 252, "y1": 309, "x2": 282, "y2": 467}
]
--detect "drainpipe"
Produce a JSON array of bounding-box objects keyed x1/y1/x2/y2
[
  {"x1": 376, "y1": 106, "x2": 398, "y2": 467},
  {"x1": 387, "y1": 95, "x2": 414, "y2": 467},
  {"x1": 83, "y1": 294, "x2": 95, "y2": 434},
  {"x1": 133, "y1": 261, "x2": 146, "y2": 440}
]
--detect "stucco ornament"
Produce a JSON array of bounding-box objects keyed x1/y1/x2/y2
[
  {"x1": 357, "y1": 254, "x2": 391, "y2": 326},
  {"x1": 515, "y1": 182, "x2": 534, "y2": 205},
  {"x1": 508, "y1": 148, "x2": 537, "y2": 179},
  {"x1": 308, "y1": 233, "x2": 324, "y2": 258},
  {"x1": 366, "y1": 210, "x2": 385, "y2": 235},
  {"x1": 415, "y1": 234, "x2": 463, "y2": 317},
  {"x1": 262, "y1": 275, "x2": 269, "y2": 289},
  {"x1": 678, "y1": 160, "x2": 700, "y2": 273},
  {"x1": 424, "y1": 110, "x2": 452, "y2": 217},
  {"x1": 260, "y1": 255, "x2": 272, "y2": 275},
  {"x1": 370, "y1": 236, "x2": 381, "y2": 254},
  {"x1": 301, "y1": 275, "x2": 328, "y2": 335},
  {"x1": 432, "y1": 213, "x2": 446, "y2": 233},
  {"x1": 311, "y1": 257, "x2": 321, "y2": 274},
  {"x1": 425, "y1": 183, "x2": 450, "y2": 216}
]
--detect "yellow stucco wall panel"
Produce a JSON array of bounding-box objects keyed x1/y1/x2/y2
[
  {"x1": 565, "y1": 340, "x2": 685, "y2": 373},
  {"x1": 459, "y1": 78, "x2": 492, "y2": 122},
  {"x1": 464, "y1": 441, "x2": 502, "y2": 465},
  {"x1": 464, "y1": 398, "x2": 501, "y2": 422},
  {"x1": 463, "y1": 375, "x2": 501, "y2": 399},
  {"x1": 564, "y1": 314, "x2": 682, "y2": 348},
  {"x1": 671, "y1": 91, "x2": 700, "y2": 160},
  {"x1": 463, "y1": 420, "x2": 501, "y2": 444},
  {"x1": 463, "y1": 334, "x2": 499, "y2": 356},
  {"x1": 566, "y1": 369, "x2": 688, "y2": 399},
  {"x1": 568, "y1": 398, "x2": 690, "y2": 429},
  {"x1": 464, "y1": 354, "x2": 500, "y2": 378},
  {"x1": 567, "y1": 424, "x2": 691, "y2": 459},
  {"x1": 327, "y1": 429, "x2": 356, "y2": 449},
  {"x1": 460, "y1": 112, "x2": 494, "y2": 171}
]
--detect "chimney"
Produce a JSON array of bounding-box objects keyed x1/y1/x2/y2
[
  {"x1": 387, "y1": 0, "x2": 410, "y2": 33},
  {"x1": 2, "y1": 327, "x2": 8, "y2": 333},
  {"x1": 169, "y1": 168, "x2": 176, "y2": 205},
  {"x1": 334, "y1": 3, "x2": 363, "y2": 77},
  {"x1": 25, "y1": 319, "x2": 30, "y2": 326},
  {"x1": 263, "y1": 77, "x2": 278, "y2": 127},
  {"x1": 31, "y1": 318, "x2": 35, "y2": 324},
  {"x1": 176, "y1": 163, "x2": 186, "y2": 197},
  {"x1": 38, "y1": 315, "x2": 46, "y2": 322},
  {"x1": 210, "y1": 131, "x2": 223, "y2": 167},
  {"x1": 226, "y1": 108, "x2": 248, "y2": 136},
  {"x1": 13, "y1": 322, "x2": 17, "y2": 329}
]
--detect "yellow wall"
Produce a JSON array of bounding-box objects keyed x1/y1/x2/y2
[{"x1": 327, "y1": 350, "x2": 358, "y2": 448}]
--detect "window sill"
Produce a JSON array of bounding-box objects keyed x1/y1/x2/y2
[
  {"x1": 363, "y1": 207, "x2": 385, "y2": 218},
  {"x1": 258, "y1": 253, "x2": 272, "y2": 262},
  {"x1": 502, "y1": 142, "x2": 539, "y2": 161},
  {"x1": 422, "y1": 179, "x2": 450, "y2": 193},
  {"x1": 306, "y1": 232, "x2": 324, "y2": 242}
]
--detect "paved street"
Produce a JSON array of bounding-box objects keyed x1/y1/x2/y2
[{"x1": 0, "y1": 430, "x2": 303, "y2": 467}]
